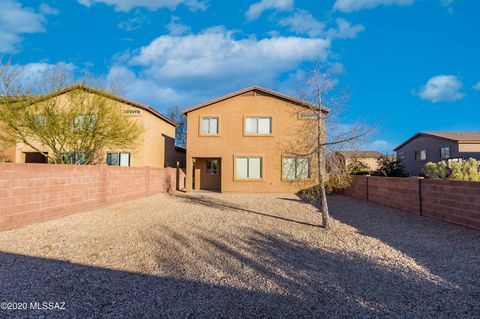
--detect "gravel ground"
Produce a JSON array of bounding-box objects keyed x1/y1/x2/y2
[{"x1": 0, "y1": 192, "x2": 479, "y2": 318}]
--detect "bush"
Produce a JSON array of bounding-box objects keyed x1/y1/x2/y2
[
  {"x1": 372, "y1": 155, "x2": 407, "y2": 177},
  {"x1": 424, "y1": 158, "x2": 480, "y2": 181}
]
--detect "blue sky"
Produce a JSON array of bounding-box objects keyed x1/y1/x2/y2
[{"x1": 1, "y1": 0, "x2": 479, "y2": 152}]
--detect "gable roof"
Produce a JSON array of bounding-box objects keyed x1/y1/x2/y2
[
  {"x1": 26, "y1": 84, "x2": 177, "y2": 127},
  {"x1": 181, "y1": 86, "x2": 330, "y2": 114},
  {"x1": 336, "y1": 150, "x2": 383, "y2": 158},
  {"x1": 394, "y1": 132, "x2": 480, "y2": 151}
]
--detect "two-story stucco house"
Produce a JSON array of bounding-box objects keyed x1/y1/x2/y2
[
  {"x1": 1, "y1": 84, "x2": 183, "y2": 168},
  {"x1": 182, "y1": 86, "x2": 327, "y2": 193},
  {"x1": 394, "y1": 132, "x2": 480, "y2": 176}
]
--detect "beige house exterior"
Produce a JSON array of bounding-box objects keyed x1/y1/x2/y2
[
  {"x1": 335, "y1": 151, "x2": 382, "y2": 172},
  {"x1": 182, "y1": 86, "x2": 327, "y2": 193},
  {"x1": 0, "y1": 85, "x2": 181, "y2": 168}
]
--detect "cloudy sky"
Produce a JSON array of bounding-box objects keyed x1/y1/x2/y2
[{"x1": 1, "y1": 0, "x2": 479, "y2": 152}]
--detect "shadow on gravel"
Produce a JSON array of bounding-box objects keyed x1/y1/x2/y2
[
  {"x1": 325, "y1": 195, "x2": 480, "y2": 301},
  {"x1": 176, "y1": 193, "x2": 323, "y2": 228},
  {"x1": 0, "y1": 252, "x2": 299, "y2": 318},
  {"x1": 145, "y1": 225, "x2": 479, "y2": 318}
]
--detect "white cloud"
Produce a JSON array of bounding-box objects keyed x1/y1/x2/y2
[
  {"x1": 329, "y1": 18, "x2": 365, "y2": 39},
  {"x1": 474, "y1": 82, "x2": 480, "y2": 91},
  {"x1": 166, "y1": 16, "x2": 190, "y2": 35},
  {"x1": 107, "y1": 27, "x2": 331, "y2": 107},
  {"x1": 39, "y1": 3, "x2": 59, "y2": 15},
  {"x1": 363, "y1": 139, "x2": 393, "y2": 153},
  {"x1": 0, "y1": 0, "x2": 49, "y2": 53},
  {"x1": 279, "y1": 11, "x2": 364, "y2": 39},
  {"x1": 2, "y1": 62, "x2": 76, "y2": 91},
  {"x1": 334, "y1": 0, "x2": 414, "y2": 12},
  {"x1": 118, "y1": 13, "x2": 149, "y2": 31},
  {"x1": 417, "y1": 75, "x2": 465, "y2": 103},
  {"x1": 246, "y1": 0, "x2": 294, "y2": 21},
  {"x1": 278, "y1": 10, "x2": 325, "y2": 37},
  {"x1": 77, "y1": 0, "x2": 207, "y2": 12}
]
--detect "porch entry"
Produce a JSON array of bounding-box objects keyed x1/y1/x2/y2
[{"x1": 193, "y1": 158, "x2": 221, "y2": 191}]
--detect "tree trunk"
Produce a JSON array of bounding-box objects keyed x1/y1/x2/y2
[{"x1": 317, "y1": 112, "x2": 331, "y2": 229}]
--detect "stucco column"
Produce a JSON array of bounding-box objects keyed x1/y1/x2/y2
[{"x1": 186, "y1": 155, "x2": 193, "y2": 192}]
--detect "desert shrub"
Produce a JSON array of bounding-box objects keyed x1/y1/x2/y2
[
  {"x1": 347, "y1": 159, "x2": 370, "y2": 175},
  {"x1": 424, "y1": 161, "x2": 448, "y2": 179},
  {"x1": 372, "y1": 155, "x2": 407, "y2": 177},
  {"x1": 423, "y1": 158, "x2": 480, "y2": 181}
]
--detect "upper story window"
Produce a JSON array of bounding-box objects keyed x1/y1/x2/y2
[
  {"x1": 440, "y1": 146, "x2": 450, "y2": 159},
  {"x1": 201, "y1": 116, "x2": 219, "y2": 135},
  {"x1": 283, "y1": 156, "x2": 310, "y2": 180},
  {"x1": 245, "y1": 116, "x2": 272, "y2": 135},
  {"x1": 415, "y1": 149, "x2": 427, "y2": 161},
  {"x1": 74, "y1": 114, "x2": 96, "y2": 131},
  {"x1": 34, "y1": 115, "x2": 46, "y2": 128}
]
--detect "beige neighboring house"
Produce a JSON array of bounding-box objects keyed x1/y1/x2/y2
[
  {"x1": 0, "y1": 84, "x2": 182, "y2": 168},
  {"x1": 182, "y1": 86, "x2": 328, "y2": 193},
  {"x1": 335, "y1": 150, "x2": 383, "y2": 172}
]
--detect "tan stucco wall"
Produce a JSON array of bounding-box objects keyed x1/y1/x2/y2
[
  {"x1": 345, "y1": 157, "x2": 379, "y2": 171},
  {"x1": 7, "y1": 91, "x2": 176, "y2": 168},
  {"x1": 185, "y1": 93, "x2": 320, "y2": 193},
  {"x1": 459, "y1": 143, "x2": 480, "y2": 152}
]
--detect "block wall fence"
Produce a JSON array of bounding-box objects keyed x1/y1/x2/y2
[
  {"x1": 0, "y1": 163, "x2": 178, "y2": 231},
  {"x1": 343, "y1": 176, "x2": 480, "y2": 230}
]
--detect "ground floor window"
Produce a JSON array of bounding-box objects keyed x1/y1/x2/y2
[
  {"x1": 61, "y1": 152, "x2": 86, "y2": 165},
  {"x1": 236, "y1": 156, "x2": 262, "y2": 179},
  {"x1": 107, "y1": 152, "x2": 130, "y2": 167},
  {"x1": 283, "y1": 156, "x2": 310, "y2": 180},
  {"x1": 206, "y1": 159, "x2": 219, "y2": 174}
]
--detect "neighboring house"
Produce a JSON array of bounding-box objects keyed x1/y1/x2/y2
[
  {"x1": 182, "y1": 86, "x2": 327, "y2": 193},
  {"x1": 394, "y1": 132, "x2": 480, "y2": 176},
  {"x1": 2, "y1": 84, "x2": 182, "y2": 168},
  {"x1": 334, "y1": 151, "x2": 382, "y2": 172}
]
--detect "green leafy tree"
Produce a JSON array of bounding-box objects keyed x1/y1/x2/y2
[{"x1": 0, "y1": 63, "x2": 143, "y2": 164}]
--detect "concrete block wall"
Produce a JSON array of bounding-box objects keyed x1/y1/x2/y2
[
  {"x1": 345, "y1": 176, "x2": 480, "y2": 230},
  {"x1": 0, "y1": 163, "x2": 177, "y2": 230}
]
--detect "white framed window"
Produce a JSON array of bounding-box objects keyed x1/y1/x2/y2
[
  {"x1": 415, "y1": 149, "x2": 427, "y2": 161},
  {"x1": 283, "y1": 156, "x2": 310, "y2": 180},
  {"x1": 74, "y1": 114, "x2": 96, "y2": 131},
  {"x1": 206, "y1": 159, "x2": 219, "y2": 174},
  {"x1": 107, "y1": 152, "x2": 130, "y2": 167},
  {"x1": 245, "y1": 117, "x2": 272, "y2": 135},
  {"x1": 236, "y1": 157, "x2": 262, "y2": 179},
  {"x1": 201, "y1": 116, "x2": 219, "y2": 135}
]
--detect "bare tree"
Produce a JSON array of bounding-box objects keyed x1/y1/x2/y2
[
  {"x1": 167, "y1": 105, "x2": 187, "y2": 148},
  {"x1": 0, "y1": 63, "x2": 143, "y2": 164},
  {"x1": 283, "y1": 65, "x2": 371, "y2": 229}
]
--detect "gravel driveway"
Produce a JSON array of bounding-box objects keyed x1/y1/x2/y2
[{"x1": 0, "y1": 192, "x2": 479, "y2": 318}]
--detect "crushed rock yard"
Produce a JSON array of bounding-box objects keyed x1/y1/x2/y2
[{"x1": 0, "y1": 192, "x2": 479, "y2": 318}]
